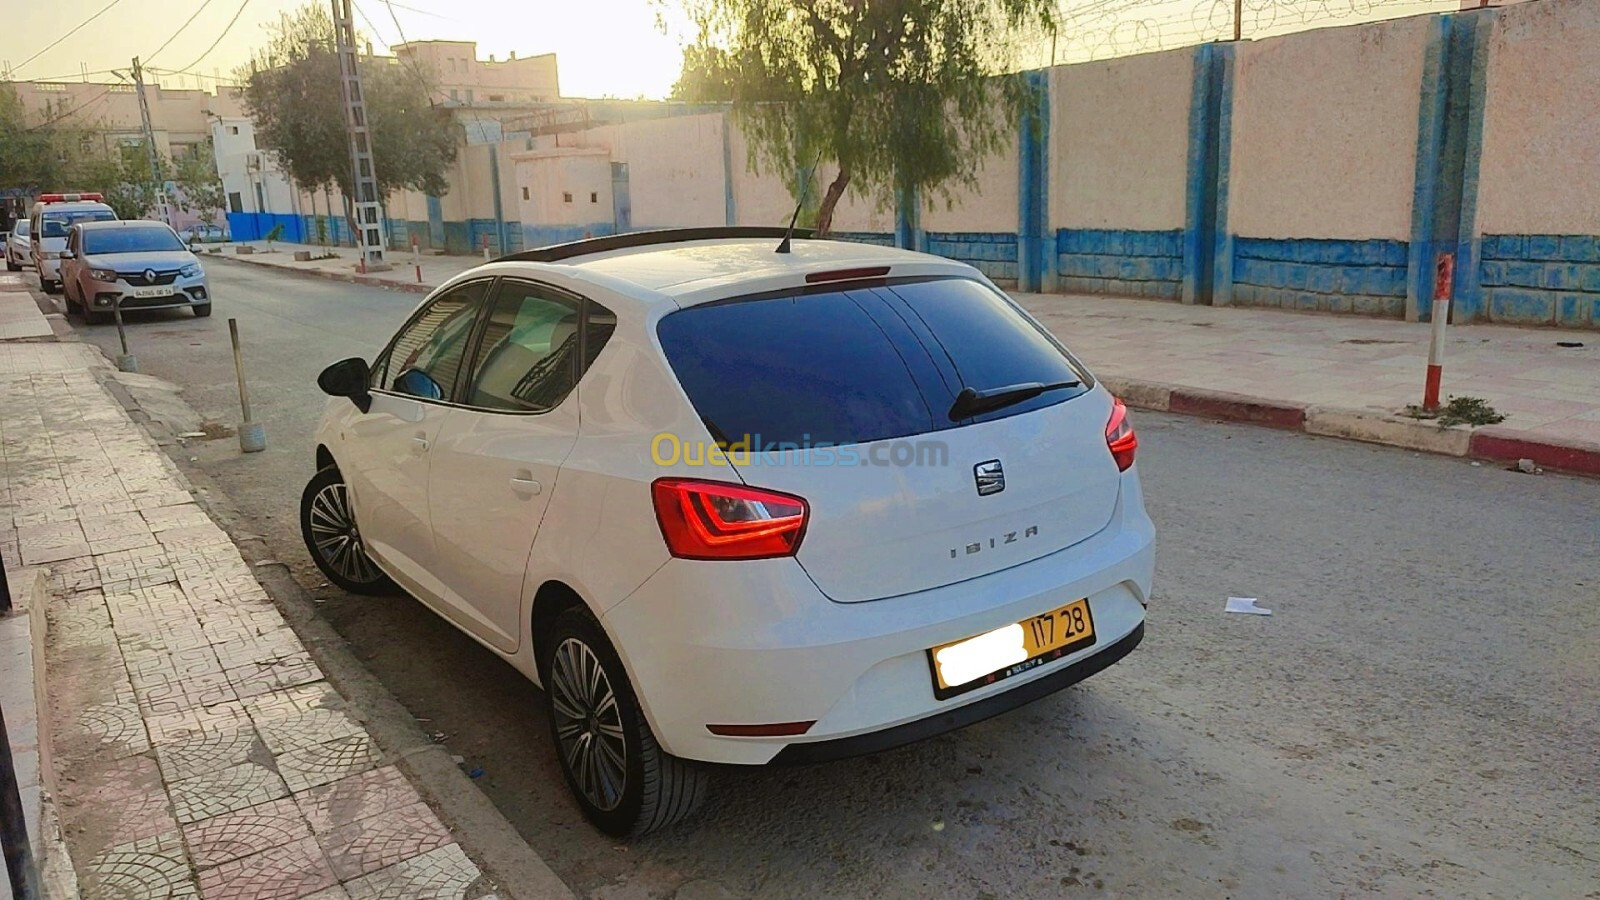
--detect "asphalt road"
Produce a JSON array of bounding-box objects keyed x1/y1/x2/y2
[{"x1": 79, "y1": 261, "x2": 1600, "y2": 898}]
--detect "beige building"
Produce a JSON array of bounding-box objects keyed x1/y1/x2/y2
[
  {"x1": 9, "y1": 79, "x2": 245, "y2": 161},
  {"x1": 393, "y1": 41, "x2": 560, "y2": 107}
]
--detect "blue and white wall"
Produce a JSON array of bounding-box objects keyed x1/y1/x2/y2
[
  {"x1": 1051, "y1": 50, "x2": 1193, "y2": 301},
  {"x1": 1472, "y1": 0, "x2": 1600, "y2": 326}
]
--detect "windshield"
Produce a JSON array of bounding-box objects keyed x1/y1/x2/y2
[
  {"x1": 83, "y1": 226, "x2": 186, "y2": 255},
  {"x1": 13, "y1": 221, "x2": 28, "y2": 238},
  {"x1": 40, "y1": 209, "x2": 115, "y2": 238}
]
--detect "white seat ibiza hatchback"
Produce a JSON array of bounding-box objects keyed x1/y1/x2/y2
[{"x1": 302, "y1": 228, "x2": 1155, "y2": 836}]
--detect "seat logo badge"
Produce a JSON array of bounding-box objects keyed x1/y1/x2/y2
[
  {"x1": 144, "y1": 269, "x2": 156, "y2": 283},
  {"x1": 974, "y1": 459, "x2": 1004, "y2": 496}
]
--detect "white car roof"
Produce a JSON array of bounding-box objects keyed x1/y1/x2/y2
[{"x1": 458, "y1": 237, "x2": 975, "y2": 312}]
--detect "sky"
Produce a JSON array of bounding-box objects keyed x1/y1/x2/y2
[
  {"x1": 6, "y1": 0, "x2": 697, "y2": 98},
  {"x1": 7, "y1": 0, "x2": 1462, "y2": 100}
]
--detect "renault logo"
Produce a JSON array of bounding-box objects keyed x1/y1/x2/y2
[
  {"x1": 974, "y1": 459, "x2": 1004, "y2": 496},
  {"x1": 143, "y1": 269, "x2": 157, "y2": 283}
]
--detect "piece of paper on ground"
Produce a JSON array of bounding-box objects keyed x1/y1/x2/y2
[{"x1": 1225, "y1": 597, "x2": 1272, "y2": 615}]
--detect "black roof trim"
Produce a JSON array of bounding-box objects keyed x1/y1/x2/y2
[{"x1": 494, "y1": 227, "x2": 819, "y2": 264}]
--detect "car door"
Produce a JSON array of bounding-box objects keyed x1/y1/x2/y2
[
  {"x1": 60, "y1": 227, "x2": 80, "y2": 291},
  {"x1": 340, "y1": 279, "x2": 491, "y2": 595},
  {"x1": 424, "y1": 279, "x2": 611, "y2": 652}
]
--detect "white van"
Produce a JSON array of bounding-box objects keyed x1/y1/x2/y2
[{"x1": 30, "y1": 193, "x2": 117, "y2": 293}]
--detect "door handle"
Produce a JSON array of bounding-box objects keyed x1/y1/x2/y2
[
  {"x1": 510, "y1": 472, "x2": 542, "y2": 497},
  {"x1": 411, "y1": 434, "x2": 430, "y2": 453}
]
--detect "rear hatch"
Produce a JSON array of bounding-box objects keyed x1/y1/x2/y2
[{"x1": 656, "y1": 275, "x2": 1123, "y2": 603}]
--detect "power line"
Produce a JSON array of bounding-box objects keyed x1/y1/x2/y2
[
  {"x1": 11, "y1": 0, "x2": 129, "y2": 75},
  {"x1": 169, "y1": 0, "x2": 254, "y2": 74},
  {"x1": 23, "y1": 87, "x2": 114, "y2": 132},
  {"x1": 145, "y1": 0, "x2": 221, "y2": 65}
]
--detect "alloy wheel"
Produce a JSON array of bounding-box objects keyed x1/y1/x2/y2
[
  {"x1": 550, "y1": 637, "x2": 629, "y2": 811},
  {"x1": 307, "y1": 481, "x2": 383, "y2": 584}
]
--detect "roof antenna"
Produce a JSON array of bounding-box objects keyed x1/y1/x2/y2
[{"x1": 776, "y1": 149, "x2": 824, "y2": 254}]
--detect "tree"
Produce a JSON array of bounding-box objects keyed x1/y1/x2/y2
[
  {"x1": 172, "y1": 140, "x2": 226, "y2": 227},
  {"x1": 238, "y1": 5, "x2": 459, "y2": 222},
  {"x1": 670, "y1": 0, "x2": 1054, "y2": 236},
  {"x1": 0, "y1": 84, "x2": 66, "y2": 190}
]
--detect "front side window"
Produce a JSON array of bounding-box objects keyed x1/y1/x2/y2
[
  {"x1": 14, "y1": 220, "x2": 28, "y2": 238},
  {"x1": 462, "y1": 280, "x2": 584, "y2": 413},
  {"x1": 373, "y1": 280, "x2": 490, "y2": 401}
]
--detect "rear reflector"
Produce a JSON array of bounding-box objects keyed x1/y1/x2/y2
[
  {"x1": 804, "y1": 266, "x2": 890, "y2": 284},
  {"x1": 706, "y1": 721, "x2": 816, "y2": 737},
  {"x1": 651, "y1": 478, "x2": 809, "y2": 560},
  {"x1": 1105, "y1": 398, "x2": 1138, "y2": 472}
]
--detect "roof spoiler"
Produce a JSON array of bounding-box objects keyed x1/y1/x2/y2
[{"x1": 494, "y1": 226, "x2": 821, "y2": 264}]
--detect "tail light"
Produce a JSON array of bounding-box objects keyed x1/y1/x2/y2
[
  {"x1": 651, "y1": 478, "x2": 809, "y2": 560},
  {"x1": 1105, "y1": 398, "x2": 1138, "y2": 472}
]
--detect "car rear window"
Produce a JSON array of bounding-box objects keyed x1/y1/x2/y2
[
  {"x1": 656, "y1": 277, "x2": 1088, "y2": 449},
  {"x1": 657, "y1": 288, "x2": 936, "y2": 449}
]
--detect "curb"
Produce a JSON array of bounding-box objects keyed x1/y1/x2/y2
[
  {"x1": 214, "y1": 252, "x2": 434, "y2": 294},
  {"x1": 1100, "y1": 375, "x2": 1600, "y2": 477}
]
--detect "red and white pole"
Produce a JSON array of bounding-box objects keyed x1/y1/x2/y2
[
  {"x1": 1423, "y1": 251, "x2": 1454, "y2": 411},
  {"x1": 411, "y1": 235, "x2": 422, "y2": 283},
  {"x1": 482, "y1": 234, "x2": 491, "y2": 261}
]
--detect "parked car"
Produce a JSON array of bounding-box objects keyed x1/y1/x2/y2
[
  {"x1": 60, "y1": 220, "x2": 211, "y2": 322},
  {"x1": 178, "y1": 223, "x2": 230, "y2": 244},
  {"x1": 5, "y1": 219, "x2": 31, "y2": 271},
  {"x1": 29, "y1": 193, "x2": 117, "y2": 293},
  {"x1": 301, "y1": 228, "x2": 1155, "y2": 837}
]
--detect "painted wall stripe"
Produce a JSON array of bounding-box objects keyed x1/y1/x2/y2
[
  {"x1": 1451, "y1": 10, "x2": 1492, "y2": 322},
  {"x1": 1209, "y1": 44, "x2": 1237, "y2": 307},
  {"x1": 1407, "y1": 15, "x2": 1450, "y2": 322}
]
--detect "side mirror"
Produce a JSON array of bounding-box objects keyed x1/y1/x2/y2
[
  {"x1": 318, "y1": 357, "x2": 372, "y2": 412},
  {"x1": 393, "y1": 368, "x2": 443, "y2": 401},
  {"x1": 60, "y1": 249, "x2": 75, "y2": 260}
]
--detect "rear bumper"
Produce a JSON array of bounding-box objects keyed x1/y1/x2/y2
[
  {"x1": 771, "y1": 622, "x2": 1144, "y2": 765},
  {"x1": 602, "y1": 471, "x2": 1155, "y2": 765}
]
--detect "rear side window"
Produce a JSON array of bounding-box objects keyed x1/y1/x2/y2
[{"x1": 656, "y1": 277, "x2": 1087, "y2": 448}]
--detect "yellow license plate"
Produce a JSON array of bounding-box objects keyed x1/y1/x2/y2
[{"x1": 928, "y1": 599, "x2": 1095, "y2": 700}]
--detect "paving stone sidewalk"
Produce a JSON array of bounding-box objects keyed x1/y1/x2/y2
[{"x1": 0, "y1": 280, "x2": 498, "y2": 898}]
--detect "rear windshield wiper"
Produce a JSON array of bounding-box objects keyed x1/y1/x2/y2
[{"x1": 947, "y1": 380, "x2": 1081, "y2": 421}]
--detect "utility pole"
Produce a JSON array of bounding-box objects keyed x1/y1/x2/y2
[
  {"x1": 331, "y1": 0, "x2": 387, "y2": 271},
  {"x1": 130, "y1": 57, "x2": 171, "y2": 226},
  {"x1": 1233, "y1": 0, "x2": 1243, "y2": 42}
]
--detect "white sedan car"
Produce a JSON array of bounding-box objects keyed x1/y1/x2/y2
[{"x1": 302, "y1": 228, "x2": 1155, "y2": 836}]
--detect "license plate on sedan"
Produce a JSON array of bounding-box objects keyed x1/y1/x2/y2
[
  {"x1": 131, "y1": 286, "x2": 173, "y2": 299},
  {"x1": 928, "y1": 599, "x2": 1095, "y2": 700}
]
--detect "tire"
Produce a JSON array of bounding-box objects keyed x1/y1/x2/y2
[
  {"x1": 300, "y1": 465, "x2": 396, "y2": 595},
  {"x1": 41, "y1": 277, "x2": 59, "y2": 294},
  {"x1": 542, "y1": 607, "x2": 708, "y2": 837},
  {"x1": 193, "y1": 303, "x2": 212, "y2": 318},
  {"x1": 5, "y1": 259, "x2": 18, "y2": 272}
]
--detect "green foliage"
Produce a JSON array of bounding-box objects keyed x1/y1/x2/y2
[
  {"x1": 0, "y1": 84, "x2": 66, "y2": 190},
  {"x1": 173, "y1": 140, "x2": 226, "y2": 227},
  {"x1": 670, "y1": 0, "x2": 1055, "y2": 235},
  {"x1": 264, "y1": 222, "x2": 285, "y2": 245},
  {"x1": 1405, "y1": 396, "x2": 1507, "y2": 428},
  {"x1": 238, "y1": 5, "x2": 459, "y2": 202}
]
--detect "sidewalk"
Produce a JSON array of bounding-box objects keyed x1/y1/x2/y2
[
  {"x1": 0, "y1": 276, "x2": 538, "y2": 899},
  {"x1": 214, "y1": 242, "x2": 1600, "y2": 474}
]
